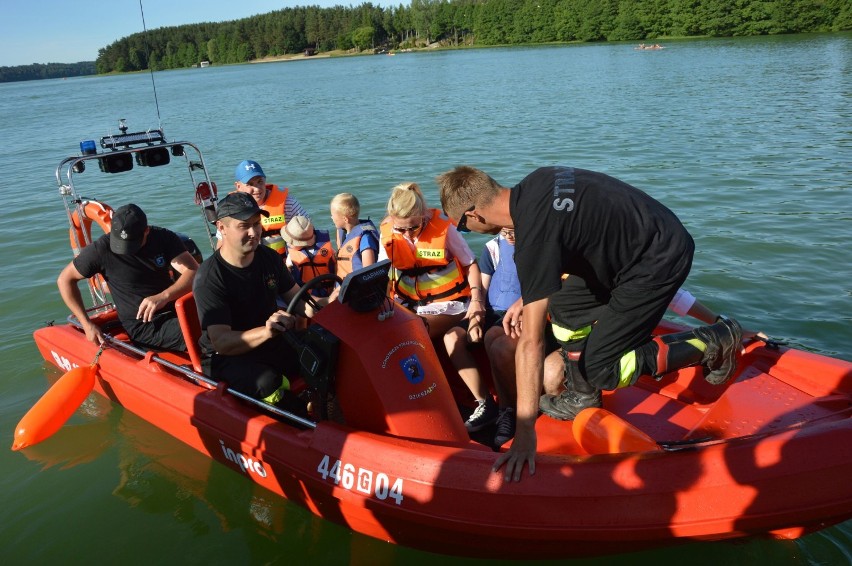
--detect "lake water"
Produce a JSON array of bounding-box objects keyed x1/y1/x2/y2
[{"x1": 1, "y1": 33, "x2": 850, "y2": 564}]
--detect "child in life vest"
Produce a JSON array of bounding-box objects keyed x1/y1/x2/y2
[
  {"x1": 330, "y1": 192, "x2": 379, "y2": 279},
  {"x1": 281, "y1": 216, "x2": 336, "y2": 298}
]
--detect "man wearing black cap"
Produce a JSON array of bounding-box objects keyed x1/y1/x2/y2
[
  {"x1": 193, "y1": 192, "x2": 320, "y2": 406},
  {"x1": 57, "y1": 203, "x2": 199, "y2": 350}
]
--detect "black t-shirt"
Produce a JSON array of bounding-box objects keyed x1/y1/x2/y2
[
  {"x1": 193, "y1": 245, "x2": 296, "y2": 357},
  {"x1": 510, "y1": 167, "x2": 694, "y2": 305},
  {"x1": 73, "y1": 227, "x2": 187, "y2": 326}
]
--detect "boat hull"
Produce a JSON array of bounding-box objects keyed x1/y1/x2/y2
[{"x1": 31, "y1": 318, "x2": 852, "y2": 559}]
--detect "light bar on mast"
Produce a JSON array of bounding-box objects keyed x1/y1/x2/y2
[{"x1": 100, "y1": 129, "x2": 166, "y2": 150}]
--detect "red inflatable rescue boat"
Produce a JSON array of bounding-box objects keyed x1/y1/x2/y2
[{"x1": 18, "y1": 127, "x2": 852, "y2": 559}]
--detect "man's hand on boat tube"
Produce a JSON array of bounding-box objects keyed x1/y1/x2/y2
[
  {"x1": 494, "y1": 425, "x2": 537, "y2": 482},
  {"x1": 494, "y1": 298, "x2": 549, "y2": 482},
  {"x1": 82, "y1": 319, "x2": 106, "y2": 346}
]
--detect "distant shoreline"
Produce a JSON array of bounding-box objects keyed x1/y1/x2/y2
[{"x1": 248, "y1": 47, "x2": 408, "y2": 64}]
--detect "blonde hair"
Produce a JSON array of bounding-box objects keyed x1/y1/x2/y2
[
  {"x1": 386, "y1": 182, "x2": 427, "y2": 219},
  {"x1": 331, "y1": 192, "x2": 360, "y2": 218}
]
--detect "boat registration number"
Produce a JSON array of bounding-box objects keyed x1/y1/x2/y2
[
  {"x1": 316, "y1": 454, "x2": 404, "y2": 505},
  {"x1": 51, "y1": 350, "x2": 79, "y2": 372}
]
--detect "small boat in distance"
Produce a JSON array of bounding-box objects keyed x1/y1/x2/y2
[{"x1": 636, "y1": 43, "x2": 665, "y2": 50}]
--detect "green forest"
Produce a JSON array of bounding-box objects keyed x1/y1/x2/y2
[
  {"x1": 0, "y1": 62, "x2": 97, "y2": 83},
  {"x1": 2, "y1": 0, "x2": 850, "y2": 80}
]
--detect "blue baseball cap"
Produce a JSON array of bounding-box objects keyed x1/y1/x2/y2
[{"x1": 235, "y1": 160, "x2": 265, "y2": 184}]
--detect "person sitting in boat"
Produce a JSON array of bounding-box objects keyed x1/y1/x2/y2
[
  {"x1": 330, "y1": 192, "x2": 379, "y2": 279},
  {"x1": 193, "y1": 193, "x2": 327, "y2": 410},
  {"x1": 57, "y1": 203, "x2": 199, "y2": 351},
  {"x1": 438, "y1": 165, "x2": 744, "y2": 482},
  {"x1": 442, "y1": 226, "x2": 545, "y2": 437},
  {"x1": 281, "y1": 215, "x2": 336, "y2": 298},
  {"x1": 231, "y1": 159, "x2": 310, "y2": 256},
  {"x1": 378, "y1": 182, "x2": 484, "y2": 341}
]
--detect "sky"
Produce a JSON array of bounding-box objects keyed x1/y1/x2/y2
[{"x1": 1, "y1": 0, "x2": 394, "y2": 67}]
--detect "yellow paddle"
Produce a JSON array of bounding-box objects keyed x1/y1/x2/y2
[{"x1": 11, "y1": 344, "x2": 105, "y2": 451}]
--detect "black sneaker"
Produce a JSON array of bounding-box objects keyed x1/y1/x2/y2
[
  {"x1": 465, "y1": 397, "x2": 499, "y2": 432},
  {"x1": 493, "y1": 407, "x2": 516, "y2": 448},
  {"x1": 696, "y1": 316, "x2": 743, "y2": 385},
  {"x1": 539, "y1": 389, "x2": 602, "y2": 421}
]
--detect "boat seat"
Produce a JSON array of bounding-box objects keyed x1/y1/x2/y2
[{"x1": 175, "y1": 291, "x2": 203, "y2": 373}]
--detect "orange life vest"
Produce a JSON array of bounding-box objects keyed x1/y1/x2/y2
[
  {"x1": 286, "y1": 230, "x2": 336, "y2": 297},
  {"x1": 379, "y1": 210, "x2": 470, "y2": 307},
  {"x1": 259, "y1": 184, "x2": 289, "y2": 255}
]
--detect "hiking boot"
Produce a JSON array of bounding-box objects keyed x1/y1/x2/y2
[
  {"x1": 539, "y1": 388, "x2": 602, "y2": 421},
  {"x1": 465, "y1": 396, "x2": 499, "y2": 432},
  {"x1": 493, "y1": 407, "x2": 517, "y2": 448},
  {"x1": 652, "y1": 315, "x2": 743, "y2": 385},
  {"x1": 539, "y1": 350, "x2": 602, "y2": 421},
  {"x1": 696, "y1": 316, "x2": 743, "y2": 385}
]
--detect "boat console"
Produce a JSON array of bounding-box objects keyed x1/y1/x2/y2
[{"x1": 337, "y1": 259, "x2": 391, "y2": 312}]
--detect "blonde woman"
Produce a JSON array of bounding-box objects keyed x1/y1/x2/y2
[
  {"x1": 379, "y1": 182, "x2": 491, "y2": 429},
  {"x1": 379, "y1": 182, "x2": 484, "y2": 335}
]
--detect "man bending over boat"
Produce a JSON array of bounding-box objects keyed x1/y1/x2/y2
[
  {"x1": 57, "y1": 203, "x2": 199, "y2": 351},
  {"x1": 193, "y1": 192, "x2": 324, "y2": 409},
  {"x1": 438, "y1": 166, "x2": 743, "y2": 482}
]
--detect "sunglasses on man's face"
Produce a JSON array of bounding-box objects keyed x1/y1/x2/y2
[{"x1": 455, "y1": 205, "x2": 476, "y2": 233}]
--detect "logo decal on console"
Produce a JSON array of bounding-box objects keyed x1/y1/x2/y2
[{"x1": 400, "y1": 354, "x2": 425, "y2": 384}]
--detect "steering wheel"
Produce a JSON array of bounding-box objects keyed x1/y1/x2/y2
[{"x1": 286, "y1": 273, "x2": 342, "y2": 315}]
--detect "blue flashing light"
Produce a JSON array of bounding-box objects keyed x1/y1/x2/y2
[{"x1": 80, "y1": 140, "x2": 97, "y2": 155}]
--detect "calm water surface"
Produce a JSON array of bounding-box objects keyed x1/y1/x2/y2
[{"x1": 1, "y1": 33, "x2": 850, "y2": 564}]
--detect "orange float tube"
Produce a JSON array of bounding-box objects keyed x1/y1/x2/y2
[
  {"x1": 572, "y1": 407, "x2": 663, "y2": 455},
  {"x1": 11, "y1": 364, "x2": 98, "y2": 451}
]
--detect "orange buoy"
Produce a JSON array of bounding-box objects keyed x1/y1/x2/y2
[
  {"x1": 69, "y1": 200, "x2": 113, "y2": 253},
  {"x1": 12, "y1": 364, "x2": 98, "y2": 451},
  {"x1": 572, "y1": 407, "x2": 662, "y2": 455}
]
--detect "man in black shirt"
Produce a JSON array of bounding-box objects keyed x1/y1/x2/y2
[
  {"x1": 57, "y1": 203, "x2": 199, "y2": 351},
  {"x1": 438, "y1": 166, "x2": 742, "y2": 481},
  {"x1": 193, "y1": 192, "x2": 318, "y2": 404}
]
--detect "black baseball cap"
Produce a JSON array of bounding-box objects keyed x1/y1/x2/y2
[
  {"x1": 110, "y1": 204, "x2": 148, "y2": 255},
  {"x1": 216, "y1": 192, "x2": 269, "y2": 221}
]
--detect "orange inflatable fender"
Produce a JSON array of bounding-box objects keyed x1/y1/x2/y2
[
  {"x1": 572, "y1": 407, "x2": 662, "y2": 455},
  {"x1": 11, "y1": 365, "x2": 98, "y2": 451}
]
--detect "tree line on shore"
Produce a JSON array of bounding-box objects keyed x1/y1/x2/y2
[
  {"x1": 0, "y1": 62, "x2": 97, "y2": 83},
  {"x1": 3, "y1": 0, "x2": 850, "y2": 81}
]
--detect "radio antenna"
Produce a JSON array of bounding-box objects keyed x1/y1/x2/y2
[{"x1": 139, "y1": 0, "x2": 163, "y2": 132}]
